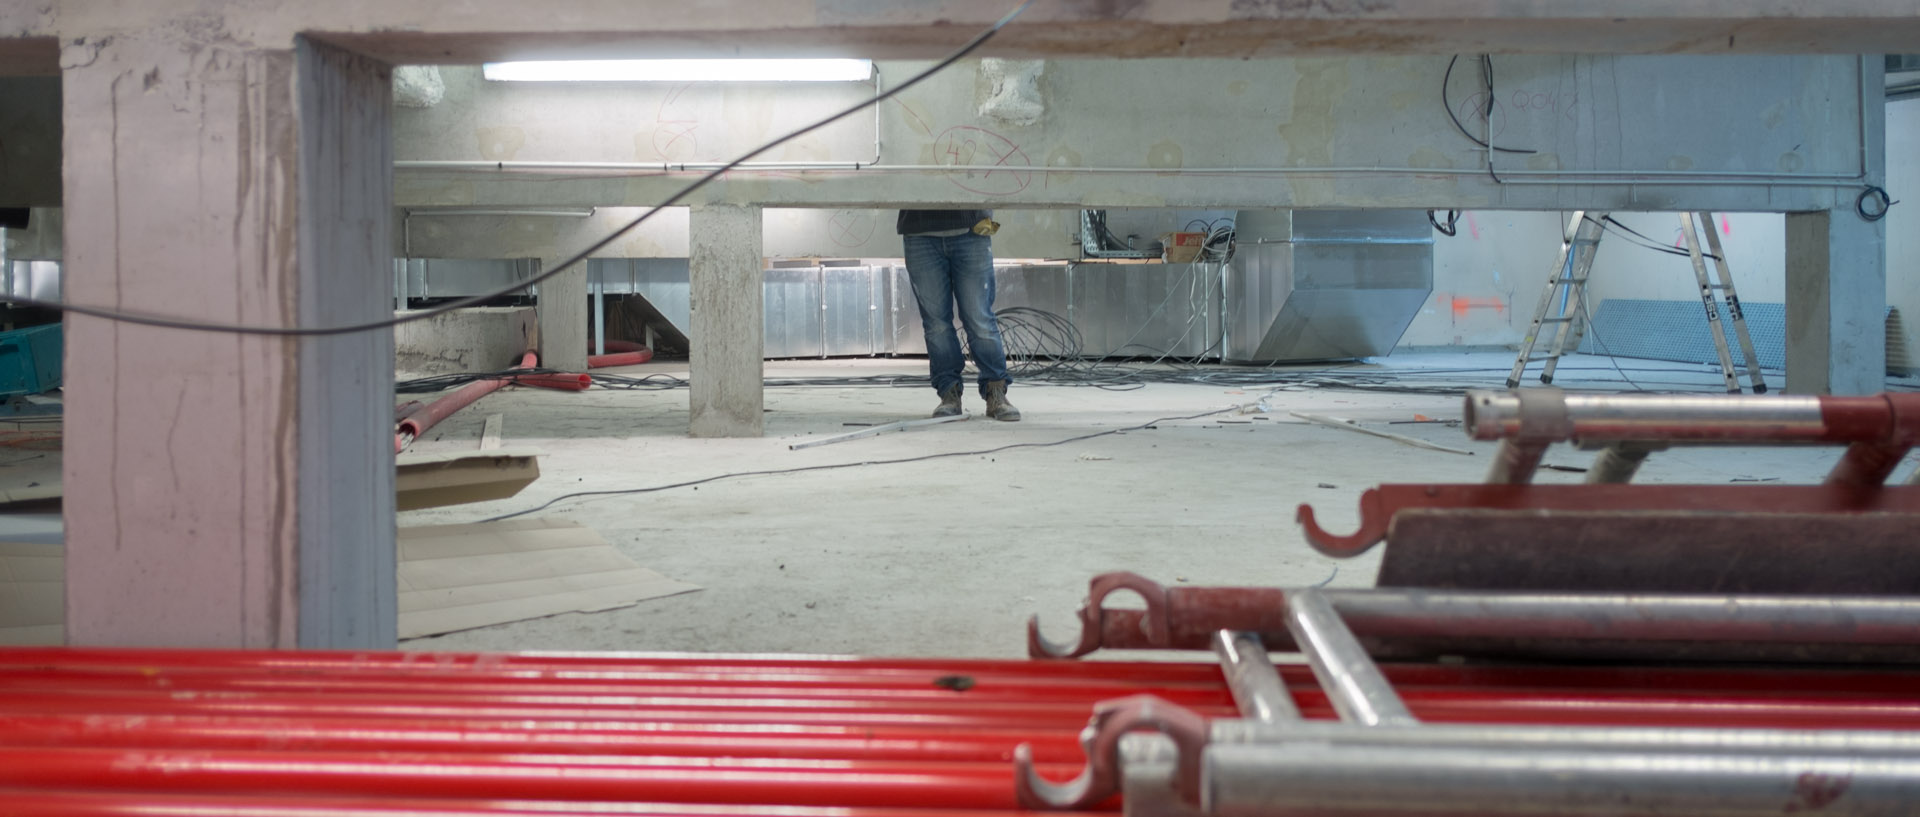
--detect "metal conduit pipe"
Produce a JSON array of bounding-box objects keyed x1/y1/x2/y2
[
  {"x1": 393, "y1": 160, "x2": 1866, "y2": 189},
  {"x1": 1203, "y1": 742, "x2": 1920, "y2": 817}
]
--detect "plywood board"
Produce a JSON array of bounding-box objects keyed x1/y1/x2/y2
[{"x1": 397, "y1": 519, "x2": 701, "y2": 639}]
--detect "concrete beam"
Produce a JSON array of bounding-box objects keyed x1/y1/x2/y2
[
  {"x1": 240, "y1": 3, "x2": 1920, "y2": 61},
  {"x1": 687, "y1": 204, "x2": 763, "y2": 438},
  {"x1": 393, "y1": 55, "x2": 1874, "y2": 214},
  {"x1": 10, "y1": 2, "x2": 1920, "y2": 62},
  {"x1": 61, "y1": 35, "x2": 396, "y2": 648}
]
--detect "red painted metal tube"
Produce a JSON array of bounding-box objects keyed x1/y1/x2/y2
[
  {"x1": 10, "y1": 648, "x2": 1920, "y2": 700},
  {"x1": 0, "y1": 713, "x2": 1086, "y2": 763},
  {"x1": 509, "y1": 372, "x2": 593, "y2": 391},
  {"x1": 2, "y1": 682, "x2": 1914, "y2": 732},
  {"x1": 588, "y1": 349, "x2": 653, "y2": 368},
  {"x1": 0, "y1": 648, "x2": 1233, "y2": 683},
  {"x1": 0, "y1": 790, "x2": 1058, "y2": 817},
  {"x1": 0, "y1": 747, "x2": 1093, "y2": 810},
  {"x1": 0, "y1": 673, "x2": 1236, "y2": 708},
  {"x1": 599, "y1": 339, "x2": 650, "y2": 354},
  {"x1": 396, "y1": 351, "x2": 538, "y2": 452}
]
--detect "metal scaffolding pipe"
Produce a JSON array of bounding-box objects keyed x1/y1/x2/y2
[
  {"x1": 1210, "y1": 631, "x2": 1299, "y2": 724},
  {"x1": 1210, "y1": 720, "x2": 1920, "y2": 757},
  {"x1": 1204, "y1": 742, "x2": 1920, "y2": 816},
  {"x1": 1031, "y1": 574, "x2": 1920, "y2": 662},
  {"x1": 1464, "y1": 389, "x2": 1920, "y2": 445},
  {"x1": 1283, "y1": 590, "x2": 1415, "y2": 727}
]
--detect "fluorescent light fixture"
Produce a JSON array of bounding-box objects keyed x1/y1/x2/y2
[{"x1": 482, "y1": 59, "x2": 872, "y2": 83}]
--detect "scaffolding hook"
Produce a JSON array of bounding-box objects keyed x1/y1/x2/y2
[
  {"x1": 1028, "y1": 572, "x2": 1173, "y2": 659},
  {"x1": 1014, "y1": 694, "x2": 1210, "y2": 810}
]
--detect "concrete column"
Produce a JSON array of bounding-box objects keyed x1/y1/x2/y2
[
  {"x1": 61, "y1": 35, "x2": 396, "y2": 647},
  {"x1": 1785, "y1": 208, "x2": 1887, "y2": 395},
  {"x1": 1784, "y1": 56, "x2": 1887, "y2": 397},
  {"x1": 537, "y1": 256, "x2": 588, "y2": 371},
  {"x1": 688, "y1": 204, "x2": 763, "y2": 437}
]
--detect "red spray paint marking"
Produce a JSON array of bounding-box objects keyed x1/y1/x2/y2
[
  {"x1": 1722, "y1": 215, "x2": 1733, "y2": 235},
  {"x1": 1448, "y1": 296, "x2": 1507, "y2": 318},
  {"x1": 1466, "y1": 212, "x2": 1482, "y2": 240}
]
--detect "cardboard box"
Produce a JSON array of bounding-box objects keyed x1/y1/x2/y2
[{"x1": 1161, "y1": 231, "x2": 1207, "y2": 263}]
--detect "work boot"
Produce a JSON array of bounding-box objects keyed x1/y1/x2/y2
[
  {"x1": 982, "y1": 380, "x2": 1021, "y2": 422},
  {"x1": 932, "y1": 384, "x2": 964, "y2": 418}
]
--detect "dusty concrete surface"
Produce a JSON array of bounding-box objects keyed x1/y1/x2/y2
[{"x1": 395, "y1": 352, "x2": 1880, "y2": 658}]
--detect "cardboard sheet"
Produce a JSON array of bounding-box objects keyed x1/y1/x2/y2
[
  {"x1": 0, "y1": 520, "x2": 700, "y2": 644},
  {"x1": 398, "y1": 519, "x2": 702, "y2": 639}
]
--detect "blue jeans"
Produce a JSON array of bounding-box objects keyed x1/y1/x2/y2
[{"x1": 904, "y1": 233, "x2": 1010, "y2": 395}]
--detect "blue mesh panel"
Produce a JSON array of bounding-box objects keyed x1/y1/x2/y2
[
  {"x1": 1579, "y1": 300, "x2": 1891, "y2": 371},
  {"x1": 1578, "y1": 299, "x2": 1785, "y2": 369}
]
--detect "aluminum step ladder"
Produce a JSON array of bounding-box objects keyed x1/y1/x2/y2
[
  {"x1": 1679, "y1": 211, "x2": 1769, "y2": 394},
  {"x1": 1508, "y1": 211, "x2": 1767, "y2": 393},
  {"x1": 1507, "y1": 211, "x2": 1604, "y2": 388}
]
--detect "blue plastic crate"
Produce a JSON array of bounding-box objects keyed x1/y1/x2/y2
[{"x1": 0, "y1": 323, "x2": 63, "y2": 398}]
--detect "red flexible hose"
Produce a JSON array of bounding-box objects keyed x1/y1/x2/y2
[
  {"x1": 396, "y1": 351, "x2": 537, "y2": 452},
  {"x1": 588, "y1": 349, "x2": 653, "y2": 368}
]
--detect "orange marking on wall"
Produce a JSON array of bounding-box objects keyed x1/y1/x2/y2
[{"x1": 1449, "y1": 296, "x2": 1507, "y2": 317}]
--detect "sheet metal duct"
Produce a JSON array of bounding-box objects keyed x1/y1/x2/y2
[
  {"x1": 3, "y1": 261, "x2": 60, "y2": 304},
  {"x1": 393, "y1": 259, "x2": 539, "y2": 300},
  {"x1": 1223, "y1": 210, "x2": 1433, "y2": 363},
  {"x1": 993, "y1": 262, "x2": 1223, "y2": 359},
  {"x1": 510, "y1": 209, "x2": 1429, "y2": 363}
]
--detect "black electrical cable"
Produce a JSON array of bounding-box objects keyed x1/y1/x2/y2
[
  {"x1": 1428, "y1": 209, "x2": 1460, "y2": 236},
  {"x1": 3, "y1": 0, "x2": 1038, "y2": 337},
  {"x1": 1591, "y1": 215, "x2": 1719, "y2": 261},
  {"x1": 1442, "y1": 55, "x2": 1535, "y2": 157},
  {"x1": 477, "y1": 406, "x2": 1240, "y2": 522},
  {"x1": 1858, "y1": 185, "x2": 1896, "y2": 221}
]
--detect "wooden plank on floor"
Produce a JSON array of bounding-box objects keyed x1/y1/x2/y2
[{"x1": 479, "y1": 414, "x2": 504, "y2": 450}]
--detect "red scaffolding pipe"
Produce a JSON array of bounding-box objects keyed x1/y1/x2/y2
[{"x1": 6, "y1": 647, "x2": 1920, "y2": 812}]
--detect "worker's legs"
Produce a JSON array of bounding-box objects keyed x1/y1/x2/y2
[
  {"x1": 944, "y1": 233, "x2": 1010, "y2": 394},
  {"x1": 904, "y1": 234, "x2": 965, "y2": 394}
]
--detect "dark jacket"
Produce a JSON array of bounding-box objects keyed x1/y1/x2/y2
[{"x1": 896, "y1": 209, "x2": 991, "y2": 236}]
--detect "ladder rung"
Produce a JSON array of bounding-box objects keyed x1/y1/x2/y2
[
  {"x1": 1538, "y1": 317, "x2": 1574, "y2": 324},
  {"x1": 1553, "y1": 278, "x2": 1587, "y2": 285},
  {"x1": 1525, "y1": 355, "x2": 1562, "y2": 362}
]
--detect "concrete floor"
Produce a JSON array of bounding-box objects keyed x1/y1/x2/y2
[{"x1": 396, "y1": 352, "x2": 1893, "y2": 658}]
